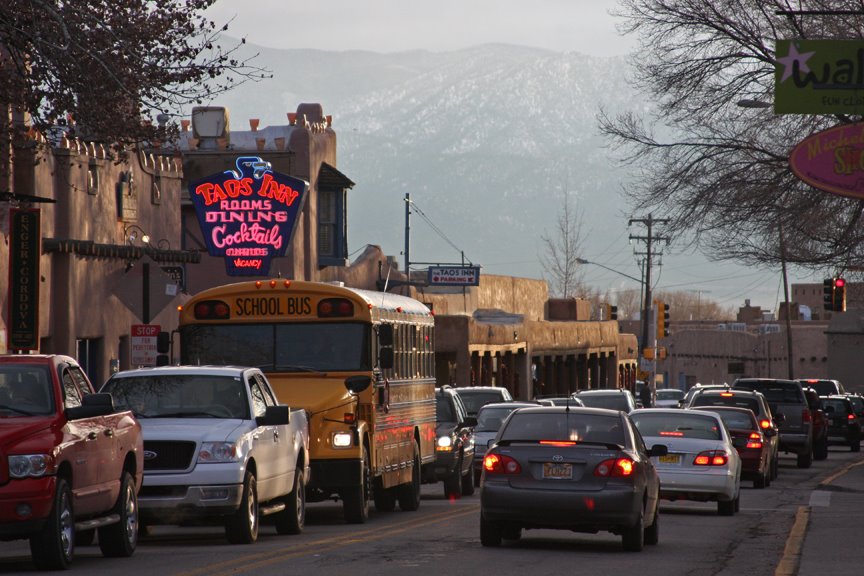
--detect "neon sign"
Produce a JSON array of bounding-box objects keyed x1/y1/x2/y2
[{"x1": 189, "y1": 156, "x2": 308, "y2": 275}]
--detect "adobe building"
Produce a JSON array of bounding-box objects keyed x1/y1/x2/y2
[{"x1": 1, "y1": 99, "x2": 637, "y2": 397}]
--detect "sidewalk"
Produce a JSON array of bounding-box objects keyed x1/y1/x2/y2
[{"x1": 791, "y1": 457, "x2": 864, "y2": 576}]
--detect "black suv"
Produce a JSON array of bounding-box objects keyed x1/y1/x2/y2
[
  {"x1": 422, "y1": 387, "x2": 477, "y2": 498},
  {"x1": 820, "y1": 395, "x2": 862, "y2": 452},
  {"x1": 733, "y1": 378, "x2": 814, "y2": 468}
]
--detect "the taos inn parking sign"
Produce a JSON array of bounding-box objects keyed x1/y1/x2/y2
[{"x1": 428, "y1": 266, "x2": 480, "y2": 286}]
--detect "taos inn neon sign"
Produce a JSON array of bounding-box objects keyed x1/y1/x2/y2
[{"x1": 189, "y1": 156, "x2": 308, "y2": 276}]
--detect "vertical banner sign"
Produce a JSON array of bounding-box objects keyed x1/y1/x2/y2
[
  {"x1": 189, "y1": 156, "x2": 309, "y2": 276},
  {"x1": 8, "y1": 208, "x2": 40, "y2": 350}
]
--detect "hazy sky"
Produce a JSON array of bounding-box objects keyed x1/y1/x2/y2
[{"x1": 205, "y1": 0, "x2": 634, "y2": 56}]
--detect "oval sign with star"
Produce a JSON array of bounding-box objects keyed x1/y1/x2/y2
[{"x1": 789, "y1": 122, "x2": 864, "y2": 200}]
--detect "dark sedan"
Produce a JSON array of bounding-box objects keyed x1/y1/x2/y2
[
  {"x1": 692, "y1": 406, "x2": 773, "y2": 488},
  {"x1": 820, "y1": 395, "x2": 861, "y2": 452},
  {"x1": 480, "y1": 406, "x2": 667, "y2": 552}
]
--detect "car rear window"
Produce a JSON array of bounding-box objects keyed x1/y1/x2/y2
[
  {"x1": 458, "y1": 390, "x2": 508, "y2": 414},
  {"x1": 500, "y1": 413, "x2": 625, "y2": 445},
  {"x1": 631, "y1": 412, "x2": 722, "y2": 441},
  {"x1": 476, "y1": 406, "x2": 521, "y2": 432},
  {"x1": 691, "y1": 394, "x2": 759, "y2": 414},
  {"x1": 575, "y1": 393, "x2": 631, "y2": 411},
  {"x1": 709, "y1": 410, "x2": 756, "y2": 430},
  {"x1": 734, "y1": 381, "x2": 803, "y2": 404},
  {"x1": 822, "y1": 398, "x2": 851, "y2": 416}
]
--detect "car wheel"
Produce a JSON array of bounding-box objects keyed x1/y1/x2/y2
[
  {"x1": 226, "y1": 471, "x2": 259, "y2": 544},
  {"x1": 443, "y1": 454, "x2": 462, "y2": 499},
  {"x1": 480, "y1": 513, "x2": 502, "y2": 547},
  {"x1": 814, "y1": 438, "x2": 829, "y2": 460},
  {"x1": 397, "y1": 442, "x2": 421, "y2": 512},
  {"x1": 461, "y1": 458, "x2": 475, "y2": 496},
  {"x1": 851, "y1": 437, "x2": 860, "y2": 452},
  {"x1": 31, "y1": 477, "x2": 75, "y2": 570},
  {"x1": 99, "y1": 471, "x2": 139, "y2": 557},
  {"x1": 502, "y1": 524, "x2": 522, "y2": 541},
  {"x1": 796, "y1": 448, "x2": 813, "y2": 469},
  {"x1": 754, "y1": 472, "x2": 767, "y2": 489},
  {"x1": 644, "y1": 504, "x2": 659, "y2": 546},
  {"x1": 275, "y1": 466, "x2": 305, "y2": 535},
  {"x1": 373, "y1": 477, "x2": 397, "y2": 512},
  {"x1": 718, "y1": 496, "x2": 736, "y2": 516},
  {"x1": 343, "y1": 446, "x2": 370, "y2": 523},
  {"x1": 622, "y1": 510, "x2": 644, "y2": 552}
]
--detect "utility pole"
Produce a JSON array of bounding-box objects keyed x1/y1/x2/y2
[
  {"x1": 629, "y1": 214, "x2": 669, "y2": 389},
  {"x1": 404, "y1": 193, "x2": 411, "y2": 279}
]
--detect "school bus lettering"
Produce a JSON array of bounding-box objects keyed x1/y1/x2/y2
[
  {"x1": 234, "y1": 296, "x2": 312, "y2": 317},
  {"x1": 285, "y1": 296, "x2": 312, "y2": 315}
]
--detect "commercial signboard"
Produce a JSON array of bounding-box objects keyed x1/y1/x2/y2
[
  {"x1": 789, "y1": 122, "x2": 864, "y2": 199},
  {"x1": 8, "y1": 208, "x2": 40, "y2": 351},
  {"x1": 776, "y1": 40, "x2": 864, "y2": 114},
  {"x1": 427, "y1": 266, "x2": 480, "y2": 286},
  {"x1": 130, "y1": 324, "x2": 160, "y2": 366},
  {"x1": 189, "y1": 156, "x2": 308, "y2": 276}
]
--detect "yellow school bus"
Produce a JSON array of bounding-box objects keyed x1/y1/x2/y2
[{"x1": 177, "y1": 279, "x2": 436, "y2": 523}]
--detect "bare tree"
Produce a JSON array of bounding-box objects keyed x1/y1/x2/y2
[
  {"x1": 540, "y1": 192, "x2": 587, "y2": 298},
  {"x1": 599, "y1": 0, "x2": 864, "y2": 280},
  {"x1": 0, "y1": 0, "x2": 268, "y2": 152}
]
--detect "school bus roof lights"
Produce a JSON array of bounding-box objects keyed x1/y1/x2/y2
[
  {"x1": 317, "y1": 298, "x2": 354, "y2": 318},
  {"x1": 194, "y1": 300, "x2": 230, "y2": 320}
]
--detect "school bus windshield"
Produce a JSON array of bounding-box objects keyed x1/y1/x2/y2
[{"x1": 180, "y1": 322, "x2": 371, "y2": 372}]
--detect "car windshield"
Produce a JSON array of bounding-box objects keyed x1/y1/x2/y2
[
  {"x1": 656, "y1": 389, "x2": 684, "y2": 400},
  {"x1": 734, "y1": 382, "x2": 802, "y2": 404},
  {"x1": 822, "y1": 399, "x2": 850, "y2": 416},
  {"x1": 576, "y1": 393, "x2": 630, "y2": 411},
  {"x1": 458, "y1": 390, "x2": 507, "y2": 415},
  {"x1": 436, "y1": 395, "x2": 456, "y2": 422},
  {"x1": 804, "y1": 381, "x2": 840, "y2": 396},
  {"x1": 703, "y1": 410, "x2": 756, "y2": 431},
  {"x1": 475, "y1": 406, "x2": 521, "y2": 432},
  {"x1": 0, "y1": 365, "x2": 54, "y2": 416},
  {"x1": 500, "y1": 412, "x2": 625, "y2": 445},
  {"x1": 691, "y1": 394, "x2": 759, "y2": 414},
  {"x1": 631, "y1": 412, "x2": 722, "y2": 441},
  {"x1": 102, "y1": 374, "x2": 249, "y2": 419}
]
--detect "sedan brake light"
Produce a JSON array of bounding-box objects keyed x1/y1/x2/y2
[
  {"x1": 693, "y1": 450, "x2": 728, "y2": 466},
  {"x1": 745, "y1": 432, "x2": 763, "y2": 449},
  {"x1": 594, "y1": 458, "x2": 634, "y2": 477},
  {"x1": 802, "y1": 408, "x2": 812, "y2": 423},
  {"x1": 483, "y1": 453, "x2": 521, "y2": 475},
  {"x1": 759, "y1": 419, "x2": 771, "y2": 429}
]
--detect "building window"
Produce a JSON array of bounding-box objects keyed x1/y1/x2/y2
[{"x1": 317, "y1": 187, "x2": 348, "y2": 267}]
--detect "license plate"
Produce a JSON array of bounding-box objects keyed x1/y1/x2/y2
[
  {"x1": 543, "y1": 462, "x2": 572, "y2": 479},
  {"x1": 659, "y1": 454, "x2": 681, "y2": 464}
]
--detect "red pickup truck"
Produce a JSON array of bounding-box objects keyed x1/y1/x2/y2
[{"x1": 0, "y1": 354, "x2": 143, "y2": 570}]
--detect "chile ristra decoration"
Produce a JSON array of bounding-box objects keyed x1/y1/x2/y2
[{"x1": 189, "y1": 156, "x2": 309, "y2": 276}]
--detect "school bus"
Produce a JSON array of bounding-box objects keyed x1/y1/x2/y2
[{"x1": 176, "y1": 279, "x2": 436, "y2": 523}]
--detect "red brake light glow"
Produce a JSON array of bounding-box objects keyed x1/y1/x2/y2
[
  {"x1": 659, "y1": 431, "x2": 684, "y2": 437},
  {"x1": 539, "y1": 440, "x2": 577, "y2": 446},
  {"x1": 483, "y1": 453, "x2": 521, "y2": 475},
  {"x1": 759, "y1": 419, "x2": 771, "y2": 429},
  {"x1": 594, "y1": 458, "x2": 635, "y2": 477},
  {"x1": 720, "y1": 392, "x2": 734, "y2": 397},
  {"x1": 693, "y1": 450, "x2": 729, "y2": 466},
  {"x1": 193, "y1": 300, "x2": 230, "y2": 320}
]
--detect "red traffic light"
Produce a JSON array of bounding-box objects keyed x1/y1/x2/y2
[{"x1": 835, "y1": 278, "x2": 846, "y2": 288}]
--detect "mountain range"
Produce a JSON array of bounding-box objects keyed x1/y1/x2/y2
[{"x1": 210, "y1": 42, "x2": 795, "y2": 309}]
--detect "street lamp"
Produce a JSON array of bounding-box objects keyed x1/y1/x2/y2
[
  {"x1": 124, "y1": 224, "x2": 153, "y2": 324},
  {"x1": 575, "y1": 257, "x2": 643, "y2": 284}
]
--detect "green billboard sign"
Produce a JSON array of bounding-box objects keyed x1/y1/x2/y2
[{"x1": 775, "y1": 40, "x2": 864, "y2": 114}]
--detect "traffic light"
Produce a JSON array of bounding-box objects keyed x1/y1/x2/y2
[
  {"x1": 655, "y1": 300, "x2": 670, "y2": 339},
  {"x1": 824, "y1": 278, "x2": 835, "y2": 310},
  {"x1": 834, "y1": 277, "x2": 847, "y2": 312},
  {"x1": 609, "y1": 305, "x2": 618, "y2": 320}
]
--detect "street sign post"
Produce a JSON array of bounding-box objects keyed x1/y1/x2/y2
[
  {"x1": 131, "y1": 324, "x2": 160, "y2": 367},
  {"x1": 427, "y1": 266, "x2": 480, "y2": 286}
]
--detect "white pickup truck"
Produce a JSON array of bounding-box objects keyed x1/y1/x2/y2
[{"x1": 100, "y1": 365, "x2": 309, "y2": 543}]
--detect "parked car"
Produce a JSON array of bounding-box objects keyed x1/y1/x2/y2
[
  {"x1": 0, "y1": 354, "x2": 143, "y2": 570},
  {"x1": 480, "y1": 406, "x2": 667, "y2": 551},
  {"x1": 732, "y1": 378, "x2": 814, "y2": 468},
  {"x1": 797, "y1": 378, "x2": 846, "y2": 397},
  {"x1": 100, "y1": 365, "x2": 310, "y2": 543},
  {"x1": 802, "y1": 387, "x2": 829, "y2": 460},
  {"x1": 472, "y1": 401, "x2": 538, "y2": 485},
  {"x1": 845, "y1": 393, "x2": 864, "y2": 421},
  {"x1": 654, "y1": 388, "x2": 686, "y2": 408},
  {"x1": 573, "y1": 389, "x2": 638, "y2": 413},
  {"x1": 691, "y1": 406, "x2": 773, "y2": 488},
  {"x1": 686, "y1": 388, "x2": 780, "y2": 480},
  {"x1": 630, "y1": 408, "x2": 742, "y2": 515},
  {"x1": 453, "y1": 386, "x2": 513, "y2": 417},
  {"x1": 819, "y1": 395, "x2": 862, "y2": 452},
  {"x1": 423, "y1": 387, "x2": 476, "y2": 498}
]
